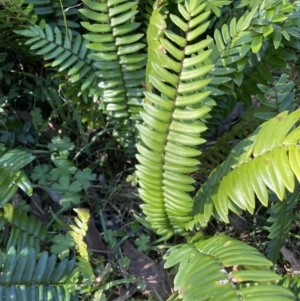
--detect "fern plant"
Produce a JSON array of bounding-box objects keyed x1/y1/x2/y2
[
  {"x1": 136, "y1": 0, "x2": 300, "y2": 300},
  {"x1": 11, "y1": 0, "x2": 300, "y2": 300}
]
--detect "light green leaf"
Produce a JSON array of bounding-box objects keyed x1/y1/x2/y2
[{"x1": 48, "y1": 136, "x2": 75, "y2": 158}]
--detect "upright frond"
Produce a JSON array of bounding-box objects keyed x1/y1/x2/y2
[
  {"x1": 80, "y1": 0, "x2": 147, "y2": 156},
  {"x1": 255, "y1": 73, "x2": 296, "y2": 120},
  {"x1": 136, "y1": 0, "x2": 217, "y2": 237},
  {"x1": 69, "y1": 208, "x2": 94, "y2": 282}
]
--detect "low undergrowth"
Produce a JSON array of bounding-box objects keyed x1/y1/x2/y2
[{"x1": 1, "y1": 0, "x2": 300, "y2": 300}]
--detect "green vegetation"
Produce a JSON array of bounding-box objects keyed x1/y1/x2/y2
[{"x1": 1, "y1": 0, "x2": 300, "y2": 300}]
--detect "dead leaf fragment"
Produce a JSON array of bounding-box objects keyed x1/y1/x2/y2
[
  {"x1": 30, "y1": 192, "x2": 51, "y2": 225},
  {"x1": 86, "y1": 217, "x2": 109, "y2": 258},
  {"x1": 281, "y1": 246, "x2": 300, "y2": 272},
  {"x1": 122, "y1": 240, "x2": 172, "y2": 299}
]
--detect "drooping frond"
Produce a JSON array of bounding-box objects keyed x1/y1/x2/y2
[
  {"x1": 80, "y1": 0, "x2": 147, "y2": 156},
  {"x1": 265, "y1": 187, "x2": 299, "y2": 263},
  {"x1": 0, "y1": 246, "x2": 77, "y2": 301},
  {"x1": 15, "y1": 25, "x2": 99, "y2": 93},
  {"x1": 192, "y1": 110, "x2": 300, "y2": 228},
  {"x1": 25, "y1": 0, "x2": 77, "y2": 15},
  {"x1": 164, "y1": 234, "x2": 294, "y2": 301}
]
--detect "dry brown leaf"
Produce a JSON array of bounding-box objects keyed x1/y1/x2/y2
[
  {"x1": 86, "y1": 217, "x2": 110, "y2": 258},
  {"x1": 122, "y1": 240, "x2": 172, "y2": 300},
  {"x1": 281, "y1": 246, "x2": 300, "y2": 272}
]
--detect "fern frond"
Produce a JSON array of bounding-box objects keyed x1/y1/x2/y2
[
  {"x1": 204, "y1": 7, "x2": 258, "y2": 90},
  {"x1": 164, "y1": 235, "x2": 294, "y2": 301},
  {"x1": 237, "y1": 45, "x2": 297, "y2": 106},
  {"x1": 137, "y1": 0, "x2": 217, "y2": 237},
  {"x1": 266, "y1": 187, "x2": 299, "y2": 263},
  {"x1": 201, "y1": 0, "x2": 299, "y2": 110},
  {"x1": 69, "y1": 208, "x2": 94, "y2": 281},
  {"x1": 191, "y1": 7, "x2": 260, "y2": 122},
  {"x1": 255, "y1": 73, "x2": 296, "y2": 120},
  {"x1": 0, "y1": 246, "x2": 78, "y2": 300},
  {"x1": 0, "y1": 204, "x2": 48, "y2": 254},
  {"x1": 15, "y1": 24, "x2": 98, "y2": 92},
  {"x1": 0, "y1": 149, "x2": 33, "y2": 208},
  {"x1": 80, "y1": 0, "x2": 146, "y2": 156},
  {"x1": 208, "y1": 0, "x2": 295, "y2": 83},
  {"x1": 192, "y1": 110, "x2": 300, "y2": 228},
  {"x1": 0, "y1": 52, "x2": 14, "y2": 85},
  {"x1": 235, "y1": 0, "x2": 300, "y2": 104}
]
